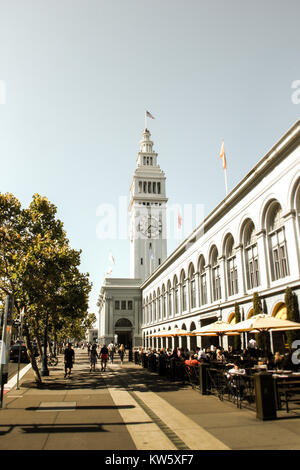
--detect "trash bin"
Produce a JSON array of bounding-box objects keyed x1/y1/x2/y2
[
  {"x1": 199, "y1": 363, "x2": 209, "y2": 395},
  {"x1": 134, "y1": 351, "x2": 139, "y2": 364},
  {"x1": 158, "y1": 355, "x2": 166, "y2": 376},
  {"x1": 142, "y1": 353, "x2": 148, "y2": 368},
  {"x1": 254, "y1": 373, "x2": 277, "y2": 420}
]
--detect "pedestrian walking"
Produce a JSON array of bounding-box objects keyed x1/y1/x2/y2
[
  {"x1": 118, "y1": 344, "x2": 125, "y2": 364},
  {"x1": 64, "y1": 342, "x2": 75, "y2": 378},
  {"x1": 108, "y1": 342, "x2": 115, "y2": 364},
  {"x1": 90, "y1": 344, "x2": 99, "y2": 372},
  {"x1": 100, "y1": 344, "x2": 109, "y2": 371}
]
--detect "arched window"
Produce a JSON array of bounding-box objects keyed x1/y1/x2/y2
[
  {"x1": 157, "y1": 288, "x2": 161, "y2": 320},
  {"x1": 198, "y1": 255, "x2": 207, "y2": 305},
  {"x1": 267, "y1": 203, "x2": 289, "y2": 280},
  {"x1": 189, "y1": 263, "x2": 196, "y2": 309},
  {"x1": 211, "y1": 246, "x2": 221, "y2": 301},
  {"x1": 143, "y1": 181, "x2": 147, "y2": 193},
  {"x1": 162, "y1": 284, "x2": 166, "y2": 319},
  {"x1": 243, "y1": 220, "x2": 260, "y2": 289},
  {"x1": 173, "y1": 275, "x2": 179, "y2": 314},
  {"x1": 153, "y1": 292, "x2": 156, "y2": 321},
  {"x1": 295, "y1": 183, "x2": 300, "y2": 237},
  {"x1": 225, "y1": 235, "x2": 238, "y2": 296},
  {"x1": 115, "y1": 318, "x2": 133, "y2": 328},
  {"x1": 157, "y1": 182, "x2": 161, "y2": 194},
  {"x1": 148, "y1": 181, "x2": 152, "y2": 193},
  {"x1": 143, "y1": 299, "x2": 146, "y2": 324},
  {"x1": 145, "y1": 296, "x2": 149, "y2": 324},
  {"x1": 167, "y1": 280, "x2": 172, "y2": 317},
  {"x1": 149, "y1": 294, "x2": 152, "y2": 323},
  {"x1": 180, "y1": 270, "x2": 187, "y2": 312}
]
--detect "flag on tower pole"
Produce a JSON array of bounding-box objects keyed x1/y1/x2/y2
[
  {"x1": 108, "y1": 252, "x2": 115, "y2": 265},
  {"x1": 106, "y1": 267, "x2": 113, "y2": 276},
  {"x1": 177, "y1": 209, "x2": 182, "y2": 230},
  {"x1": 220, "y1": 141, "x2": 228, "y2": 196},
  {"x1": 145, "y1": 110, "x2": 155, "y2": 129}
]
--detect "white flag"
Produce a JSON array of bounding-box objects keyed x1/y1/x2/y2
[{"x1": 109, "y1": 252, "x2": 115, "y2": 265}]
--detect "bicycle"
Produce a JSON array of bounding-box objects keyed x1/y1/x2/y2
[{"x1": 48, "y1": 354, "x2": 58, "y2": 366}]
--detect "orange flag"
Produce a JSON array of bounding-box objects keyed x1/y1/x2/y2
[
  {"x1": 220, "y1": 141, "x2": 227, "y2": 170},
  {"x1": 177, "y1": 209, "x2": 182, "y2": 229}
]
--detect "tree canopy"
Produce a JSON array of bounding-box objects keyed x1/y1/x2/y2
[{"x1": 0, "y1": 192, "x2": 92, "y2": 381}]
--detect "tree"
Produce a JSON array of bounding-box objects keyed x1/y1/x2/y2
[
  {"x1": 252, "y1": 292, "x2": 264, "y2": 351},
  {"x1": 233, "y1": 303, "x2": 241, "y2": 351},
  {"x1": 0, "y1": 193, "x2": 92, "y2": 382},
  {"x1": 285, "y1": 287, "x2": 300, "y2": 349}
]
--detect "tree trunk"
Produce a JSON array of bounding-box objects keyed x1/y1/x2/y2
[
  {"x1": 23, "y1": 323, "x2": 42, "y2": 384},
  {"x1": 34, "y1": 330, "x2": 43, "y2": 359}
]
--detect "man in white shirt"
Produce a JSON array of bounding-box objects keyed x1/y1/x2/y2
[
  {"x1": 108, "y1": 342, "x2": 115, "y2": 364},
  {"x1": 248, "y1": 338, "x2": 257, "y2": 349}
]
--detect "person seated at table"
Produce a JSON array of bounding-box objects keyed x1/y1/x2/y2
[
  {"x1": 226, "y1": 363, "x2": 246, "y2": 398},
  {"x1": 273, "y1": 351, "x2": 283, "y2": 369},
  {"x1": 197, "y1": 347, "x2": 208, "y2": 362},
  {"x1": 185, "y1": 353, "x2": 200, "y2": 367},
  {"x1": 282, "y1": 352, "x2": 295, "y2": 371},
  {"x1": 216, "y1": 349, "x2": 225, "y2": 362},
  {"x1": 227, "y1": 363, "x2": 246, "y2": 376}
]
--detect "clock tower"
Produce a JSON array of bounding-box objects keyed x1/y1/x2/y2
[{"x1": 129, "y1": 128, "x2": 168, "y2": 281}]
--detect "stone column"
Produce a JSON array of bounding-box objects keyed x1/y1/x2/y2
[
  {"x1": 218, "y1": 256, "x2": 227, "y2": 302},
  {"x1": 235, "y1": 244, "x2": 247, "y2": 295},
  {"x1": 256, "y1": 229, "x2": 269, "y2": 288},
  {"x1": 205, "y1": 264, "x2": 212, "y2": 304}
]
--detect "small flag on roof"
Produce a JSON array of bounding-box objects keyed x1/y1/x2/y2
[
  {"x1": 219, "y1": 141, "x2": 227, "y2": 170},
  {"x1": 146, "y1": 110, "x2": 155, "y2": 119}
]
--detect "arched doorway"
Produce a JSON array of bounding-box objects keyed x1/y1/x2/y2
[
  {"x1": 181, "y1": 324, "x2": 187, "y2": 350},
  {"x1": 115, "y1": 318, "x2": 133, "y2": 349},
  {"x1": 227, "y1": 312, "x2": 236, "y2": 349},
  {"x1": 189, "y1": 322, "x2": 197, "y2": 351}
]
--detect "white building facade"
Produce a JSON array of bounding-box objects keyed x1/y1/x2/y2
[{"x1": 141, "y1": 120, "x2": 300, "y2": 353}]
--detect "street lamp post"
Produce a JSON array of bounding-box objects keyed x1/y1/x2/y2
[
  {"x1": 16, "y1": 308, "x2": 25, "y2": 390},
  {"x1": 41, "y1": 312, "x2": 49, "y2": 377}
]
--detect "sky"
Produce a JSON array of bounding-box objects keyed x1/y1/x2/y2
[{"x1": 0, "y1": 0, "x2": 299, "y2": 322}]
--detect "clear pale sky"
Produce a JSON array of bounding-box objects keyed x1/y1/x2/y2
[{"x1": 0, "y1": 0, "x2": 299, "y2": 321}]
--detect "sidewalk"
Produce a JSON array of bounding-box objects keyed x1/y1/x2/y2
[{"x1": 1, "y1": 349, "x2": 300, "y2": 450}]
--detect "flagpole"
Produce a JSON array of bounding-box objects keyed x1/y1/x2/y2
[
  {"x1": 145, "y1": 110, "x2": 147, "y2": 130},
  {"x1": 224, "y1": 168, "x2": 228, "y2": 196}
]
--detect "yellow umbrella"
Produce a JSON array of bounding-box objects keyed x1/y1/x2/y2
[
  {"x1": 153, "y1": 328, "x2": 189, "y2": 337},
  {"x1": 227, "y1": 314, "x2": 300, "y2": 333},
  {"x1": 191, "y1": 320, "x2": 240, "y2": 335},
  {"x1": 149, "y1": 330, "x2": 167, "y2": 338},
  {"x1": 190, "y1": 320, "x2": 240, "y2": 348}
]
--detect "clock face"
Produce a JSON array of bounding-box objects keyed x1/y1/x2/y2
[{"x1": 139, "y1": 216, "x2": 162, "y2": 238}]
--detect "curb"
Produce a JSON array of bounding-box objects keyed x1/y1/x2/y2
[{"x1": 4, "y1": 363, "x2": 32, "y2": 391}]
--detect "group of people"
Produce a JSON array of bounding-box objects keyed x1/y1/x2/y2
[
  {"x1": 88, "y1": 343, "x2": 126, "y2": 372},
  {"x1": 136, "y1": 341, "x2": 300, "y2": 374},
  {"x1": 62, "y1": 342, "x2": 126, "y2": 378}
]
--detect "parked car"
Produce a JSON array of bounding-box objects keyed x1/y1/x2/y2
[{"x1": 10, "y1": 344, "x2": 29, "y2": 363}]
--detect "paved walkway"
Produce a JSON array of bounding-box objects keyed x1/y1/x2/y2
[{"x1": 1, "y1": 349, "x2": 300, "y2": 450}]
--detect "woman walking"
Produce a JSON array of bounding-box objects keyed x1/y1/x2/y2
[
  {"x1": 100, "y1": 344, "x2": 109, "y2": 371},
  {"x1": 118, "y1": 344, "x2": 125, "y2": 365},
  {"x1": 89, "y1": 344, "x2": 99, "y2": 372}
]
